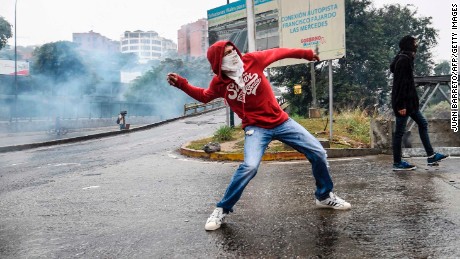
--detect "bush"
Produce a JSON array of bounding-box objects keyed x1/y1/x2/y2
[
  {"x1": 213, "y1": 125, "x2": 234, "y2": 142},
  {"x1": 334, "y1": 109, "x2": 372, "y2": 144},
  {"x1": 424, "y1": 101, "x2": 450, "y2": 119}
]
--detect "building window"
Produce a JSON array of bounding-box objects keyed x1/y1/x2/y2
[{"x1": 130, "y1": 39, "x2": 139, "y2": 44}]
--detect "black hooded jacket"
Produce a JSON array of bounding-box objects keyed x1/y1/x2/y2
[{"x1": 390, "y1": 51, "x2": 419, "y2": 117}]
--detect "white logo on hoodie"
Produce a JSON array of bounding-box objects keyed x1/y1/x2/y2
[{"x1": 226, "y1": 72, "x2": 261, "y2": 103}]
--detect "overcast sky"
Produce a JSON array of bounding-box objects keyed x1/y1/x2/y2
[{"x1": 0, "y1": 0, "x2": 458, "y2": 62}]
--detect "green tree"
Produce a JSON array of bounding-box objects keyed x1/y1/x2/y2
[
  {"x1": 333, "y1": 1, "x2": 437, "y2": 109},
  {"x1": 434, "y1": 60, "x2": 450, "y2": 75},
  {"x1": 0, "y1": 16, "x2": 12, "y2": 50},
  {"x1": 31, "y1": 41, "x2": 90, "y2": 95},
  {"x1": 270, "y1": 1, "x2": 438, "y2": 112},
  {"x1": 270, "y1": 63, "x2": 321, "y2": 116},
  {"x1": 332, "y1": 0, "x2": 387, "y2": 109},
  {"x1": 378, "y1": 3, "x2": 438, "y2": 76},
  {"x1": 124, "y1": 56, "x2": 212, "y2": 118}
]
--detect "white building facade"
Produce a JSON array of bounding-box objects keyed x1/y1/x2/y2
[{"x1": 120, "y1": 30, "x2": 177, "y2": 63}]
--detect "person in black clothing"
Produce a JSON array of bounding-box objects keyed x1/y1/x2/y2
[{"x1": 390, "y1": 35, "x2": 448, "y2": 171}]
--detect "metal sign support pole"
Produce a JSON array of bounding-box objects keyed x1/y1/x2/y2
[
  {"x1": 328, "y1": 60, "x2": 333, "y2": 141},
  {"x1": 246, "y1": 0, "x2": 256, "y2": 52}
]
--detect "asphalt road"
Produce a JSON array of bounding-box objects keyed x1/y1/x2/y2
[{"x1": 1, "y1": 109, "x2": 459, "y2": 258}]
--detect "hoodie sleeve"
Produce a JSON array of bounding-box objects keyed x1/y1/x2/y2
[
  {"x1": 174, "y1": 75, "x2": 221, "y2": 103},
  {"x1": 246, "y1": 48, "x2": 314, "y2": 68}
]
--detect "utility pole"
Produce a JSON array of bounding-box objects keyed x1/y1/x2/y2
[
  {"x1": 245, "y1": 0, "x2": 256, "y2": 52},
  {"x1": 227, "y1": 0, "x2": 234, "y2": 127},
  {"x1": 13, "y1": 0, "x2": 18, "y2": 124}
]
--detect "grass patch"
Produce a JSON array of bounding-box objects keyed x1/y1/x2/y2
[
  {"x1": 186, "y1": 137, "x2": 214, "y2": 150},
  {"x1": 213, "y1": 125, "x2": 235, "y2": 142},
  {"x1": 186, "y1": 108, "x2": 373, "y2": 152}
]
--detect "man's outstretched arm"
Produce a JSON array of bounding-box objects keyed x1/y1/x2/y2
[{"x1": 167, "y1": 73, "x2": 219, "y2": 103}]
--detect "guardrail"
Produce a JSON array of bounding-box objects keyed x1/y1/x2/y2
[
  {"x1": 276, "y1": 96, "x2": 286, "y2": 106},
  {"x1": 183, "y1": 99, "x2": 225, "y2": 115}
]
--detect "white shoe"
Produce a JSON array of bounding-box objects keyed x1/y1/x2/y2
[
  {"x1": 204, "y1": 208, "x2": 227, "y2": 231},
  {"x1": 316, "y1": 192, "x2": 351, "y2": 210}
]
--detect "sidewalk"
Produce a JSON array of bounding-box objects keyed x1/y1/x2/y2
[{"x1": 0, "y1": 126, "x2": 120, "y2": 147}]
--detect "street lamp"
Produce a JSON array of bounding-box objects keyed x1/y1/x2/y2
[
  {"x1": 13, "y1": 0, "x2": 18, "y2": 123},
  {"x1": 225, "y1": 0, "x2": 235, "y2": 127}
]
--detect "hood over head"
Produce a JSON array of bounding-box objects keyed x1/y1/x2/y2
[
  {"x1": 399, "y1": 35, "x2": 417, "y2": 52},
  {"x1": 207, "y1": 40, "x2": 243, "y2": 80}
]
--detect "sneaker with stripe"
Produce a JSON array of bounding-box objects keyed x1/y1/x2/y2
[
  {"x1": 427, "y1": 152, "x2": 448, "y2": 165},
  {"x1": 316, "y1": 192, "x2": 351, "y2": 210},
  {"x1": 205, "y1": 207, "x2": 227, "y2": 231}
]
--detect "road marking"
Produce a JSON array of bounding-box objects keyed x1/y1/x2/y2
[
  {"x1": 167, "y1": 152, "x2": 178, "y2": 159},
  {"x1": 51, "y1": 163, "x2": 81, "y2": 167},
  {"x1": 82, "y1": 186, "x2": 100, "y2": 190},
  {"x1": 166, "y1": 151, "x2": 222, "y2": 164}
]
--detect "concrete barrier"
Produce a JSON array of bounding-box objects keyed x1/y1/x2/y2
[{"x1": 371, "y1": 118, "x2": 460, "y2": 156}]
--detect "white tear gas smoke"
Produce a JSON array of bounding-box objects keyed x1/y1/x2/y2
[{"x1": 0, "y1": 43, "x2": 213, "y2": 133}]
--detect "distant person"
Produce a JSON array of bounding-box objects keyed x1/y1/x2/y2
[
  {"x1": 390, "y1": 35, "x2": 448, "y2": 171},
  {"x1": 167, "y1": 40, "x2": 351, "y2": 231},
  {"x1": 117, "y1": 111, "x2": 127, "y2": 130}
]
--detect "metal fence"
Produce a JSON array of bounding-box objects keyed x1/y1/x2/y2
[{"x1": 183, "y1": 99, "x2": 225, "y2": 115}]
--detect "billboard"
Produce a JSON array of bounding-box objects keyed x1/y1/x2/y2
[
  {"x1": 0, "y1": 60, "x2": 30, "y2": 76},
  {"x1": 278, "y1": 0, "x2": 345, "y2": 66},
  {"x1": 207, "y1": 0, "x2": 345, "y2": 67},
  {"x1": 207, "y1": 0, "x2": 279, "y2": 53}
]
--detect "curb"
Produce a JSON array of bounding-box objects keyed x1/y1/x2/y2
[{"x1": 180, "y1": 142, "x2": 382, "y2": 162}]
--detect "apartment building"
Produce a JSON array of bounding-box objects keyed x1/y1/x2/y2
[
  {"x1": 177, "y1": 19, "x2": 208, "y2": 57},
  {"x1": 120, "y1": 30, "x2": 177, "y2": 63},
  {"x1": 72, "y1": 31, "x2": 120, "y2": 53}
]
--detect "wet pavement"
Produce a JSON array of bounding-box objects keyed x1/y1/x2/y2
[
  {"x1": 209, "y1": 156, "x2": 460, "y2": 258},
  {"x1": 0, "y1": 109, "x2": 459, "y2": 258}
]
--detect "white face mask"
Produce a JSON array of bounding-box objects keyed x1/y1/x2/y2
[{"x1": 221, "y1": 50, "x2": 245, "y2": 88}]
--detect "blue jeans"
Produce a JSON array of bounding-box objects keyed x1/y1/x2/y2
[
  {"x1": 392, "y1": 109, "x2": 434, "y2": 163},
  {"x1": 216, "y1": 118, "x2": 334, "y2": 212}
]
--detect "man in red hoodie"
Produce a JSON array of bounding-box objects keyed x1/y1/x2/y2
[{"x1": 167, "y1": 41, "x2": 351, "y2": 231}]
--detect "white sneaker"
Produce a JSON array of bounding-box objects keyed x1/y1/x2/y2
[
  {"x1": 316, "y1": 192, "x2": 351, "y2": 210},
  {"x1": 204, "y1": 207, "x2": 227, "y2": 231}
]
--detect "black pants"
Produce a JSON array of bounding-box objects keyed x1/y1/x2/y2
[{"x1": 393, "y1": 110, "x2": 434, "y2": 163}]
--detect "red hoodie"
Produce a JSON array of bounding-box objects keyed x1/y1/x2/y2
[{"x1": 174, "y1": 40, "x2": 314, "y2": 129}]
